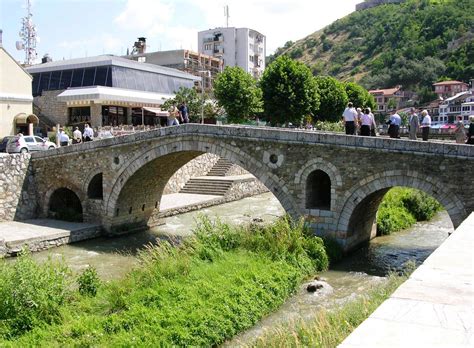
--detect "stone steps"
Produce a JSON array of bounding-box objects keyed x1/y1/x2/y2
[
  {"x1": 206, "y1": 158, "x2": 234, "y2": 176},
  {"x1": 179, "y1": 178, "x2": 233, "y2": 196}
]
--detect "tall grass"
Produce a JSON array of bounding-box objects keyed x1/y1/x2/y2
[
  {"x1": 377, "y1": 188, "x2": 442, "y2": 235},
  {"x1": 0, "y1": 216, "x2": 329, "y2": 346}
]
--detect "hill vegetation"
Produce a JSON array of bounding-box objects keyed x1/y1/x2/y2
[{"x1": 268, "y1": 0, "x2": 473, "y2": 93}]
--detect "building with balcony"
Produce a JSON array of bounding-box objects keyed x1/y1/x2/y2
[
  {"x1": 26, "y1": 55, "x2": 200, "y2": 129},
  {"x1": 369, "y1": 85, "x2": 411, "y2": 114},
  {"x1": 124, "y1": 49, "x2": 222, "y2": 91},
  {"x1": 433, "y1": 80, "x2": 469, "y2": 99},
  {"x1": 438, "y1": 91, "x2": 472, "y2": 125},
  {"x1": 0, "y1": 42, "x2": 37, "y2": 137},
  {"x1": 198, "y1": 27, "x2": 266, "y2": 79}
]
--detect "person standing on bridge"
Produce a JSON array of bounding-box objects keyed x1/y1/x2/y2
[
  {"x1": 72, "y1": 126, "x2": 82, "y2": 144},
  {"x1": 453, "y1": 116, "x2": 466, "y2": 144},
  {"x1": 83, "y1": 124, "x2": 94, "y2": 142},
  {"x1": 408, "y1": 108, "x2": 420, "y2": 140},
  {"x1": 168, "y1": 106, "x2": 180, "y2": 126},
  {"x1": 342, "y1": 102, "x2": 358, "y2": 135},
  {"x1": 420, "y1": 110, "x2": 431, "y2": 141},
  {"x1": 360, "y1": 108, "x2": 373, "y2": 136},
  {"x1": 178, "y1": 102, "x2": 189, "y2": 124},
  {"x1": 466, "y1": 115, "x2": 474, "y2": 145},
  {"x1": 387, "y1": 112, "x2": 401, "y2": 138}
]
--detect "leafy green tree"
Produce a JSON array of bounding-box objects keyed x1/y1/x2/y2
[
  {"x1": 260, "y1": 56, "x2": 320, "y2": 126},
  {"x1": 162, "y1": 87, "x2": 202, "y2": 122},
  {"x1": 313, "y1": 76, "x2": 348, "y2": 122},
  {"x1": 344, "y1": 82, "x2": 367, "y2": 108},
  {"x1": 213, "y1": 66, "x2": 263, "y2": 123}
]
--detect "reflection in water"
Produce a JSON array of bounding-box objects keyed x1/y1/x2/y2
[{"x1": 25, "y1": 193, "x2": 453, "y2": 345}]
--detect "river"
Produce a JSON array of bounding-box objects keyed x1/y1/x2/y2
[{"x1": 27, "y1": 192, "x2": 453, "y2": 345}]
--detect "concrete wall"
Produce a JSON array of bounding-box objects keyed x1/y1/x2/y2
[{"x1": 0, "y1": 153, "x2": 37, "y2": 221}]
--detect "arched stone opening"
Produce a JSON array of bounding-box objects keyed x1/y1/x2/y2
[
  {"x1": 87, "y1": 173, "x2": 103, "y2": 199},
  {"x1": 305, "y1": 170, "x2": 331, "y2": 210},
  {"x1": 49, "y1": 188, "x2": 83, "y2": 222}
]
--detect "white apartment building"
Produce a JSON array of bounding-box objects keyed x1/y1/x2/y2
[{"x1": 198, "y1": 27, "x2": 266, "y2": 79}]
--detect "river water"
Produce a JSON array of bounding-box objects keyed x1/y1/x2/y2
[{"x1": 27, "y1": 192, "x2": 453, "y2": 345}]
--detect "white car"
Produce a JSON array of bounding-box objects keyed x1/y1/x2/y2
[{"x1": 6, "y1": 135, "x2": 57, "y2": 153}]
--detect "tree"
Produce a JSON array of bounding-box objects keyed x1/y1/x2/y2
[
  {"x1": 162, "y1": 87, "x2": 202, "y2": 122},
  {"x1": 213, "y1": 66, "x2": 263, "y2": 124},
  {"x1": 344, "y1": 82, "x2": 367, "y2": 108},
  {"x1": 313, "y1": 76, "x2": 348, "y2": 122},
  {"x1": 260, "y1": 56, "x2": 320, "y2": 126}
]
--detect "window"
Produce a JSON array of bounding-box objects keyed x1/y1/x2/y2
[
  {"x1": 59, "y1": 70, "x2": 73, "y2": 89},
  {"x1": 68, "y1": 107, "x2": 91, "y2": 124},
  {"x1": 49, "y1": 71, "x2": 62, "y2": 90},
  {"x1": 71, "y1": 69, "x2": 84, "y2": 87},
  {"x1": 102, "y1": 105, "x2": 127, "y2": 126},
  {"x1": 94, "y1": 67, "x2": 110, "y2": 86},
  {"x1": 82, "y1": 68, "x2": 96, "y2": 86},
  {"x1": 204, "y1": 43, "x2": 212, "y2": 50},
  {"x1": 249, "y1": 55, "x2": 254, "y2": 62},
  {"x1": 138, "y1": 56, "x2": 146, "y2": 63},
  {"x1": 87, "y1": 173, "x2": 103, "y2": 199},
  {"x1": 305, "y1": 170, "x2": 331, "y2": 210}
]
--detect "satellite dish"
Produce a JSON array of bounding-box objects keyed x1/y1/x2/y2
[{"x1": 16, "y1": 41, "x2": 24, "y2": 50}]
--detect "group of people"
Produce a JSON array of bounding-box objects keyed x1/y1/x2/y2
[
  {"x1": 167, "y1": 102, "x2": 189, "y2": 126},
  {"x1": 58, "y1": 124, "x2": 94, "y2": 146},
  {"x1": 342, "y1": 102, "x2": 378, "y2": 137}
]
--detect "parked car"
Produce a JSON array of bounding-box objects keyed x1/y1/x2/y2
[
  {"x1": 0, "y1": 136, "x2": 16, "y2": 152},
  {"x1": 4, "y1": 135, "x2": 57, "y2": 153}
]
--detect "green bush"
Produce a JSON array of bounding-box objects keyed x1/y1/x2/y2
[
  {"x1": 322, "y1": 236, "x2": 344, "y2": 264},
  {"x1": 0, "y1": 251, "x2": 71, "y2": 338},
  {"x1": 77, "y1": 267, "x2": 101, "y2": 297},
  {"x1": 401, "y1": 190, "x2": 442, "y2": 221}
]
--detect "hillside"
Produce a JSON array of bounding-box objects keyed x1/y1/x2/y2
[{"x1": 269, "y1": 0, "x2": 473, "y2": 93}]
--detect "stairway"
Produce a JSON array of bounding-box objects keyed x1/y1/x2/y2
[
  {"x1": 179, "y1": 177, "x2": 233, "y2": 196},
  {"x1": 206, "y1": 158, "x2": 234, "y2": 176}
]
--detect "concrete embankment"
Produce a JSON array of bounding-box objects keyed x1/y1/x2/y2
[{"x1": 339, "y1": 212, "x2": 474, "y2": 347}]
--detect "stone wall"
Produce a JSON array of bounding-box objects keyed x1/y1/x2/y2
[
  {"x1": 34, "y1": 90, "x2": 68, "y2": 126},
  {"x1": 163, "y1": 153, "x2": 220, "y2": 194},
  {"x1": 0, "y1": 154, "x2": 37, "y2": 221},
  {"x1": 226, "y1": 163, "x2": 250, "y2": 176}
]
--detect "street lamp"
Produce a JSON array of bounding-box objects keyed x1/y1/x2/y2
[{"x1": 198, "y1": 70, "x2": 211, "y2": 124}]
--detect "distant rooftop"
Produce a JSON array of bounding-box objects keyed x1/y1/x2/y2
[
  {"x1": 25, "y1": 55, "x2": 200, "y2": 81},
  {"x1": 433, "y1": 80, "x2": 468, "y2": 86},
  {"x1": 369, "y1": 86, "x2": 401, "y2": 96}
]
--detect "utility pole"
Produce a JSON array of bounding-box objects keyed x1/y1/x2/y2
[{"x1": 224, "y1": 5, "x2": 230, "y2": 28}]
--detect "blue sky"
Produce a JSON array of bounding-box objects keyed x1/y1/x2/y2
[{"x1": 1, "y1": 0, "x2": 360, "y2": 64}]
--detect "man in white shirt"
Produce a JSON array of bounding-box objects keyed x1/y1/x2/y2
[
  {"x1": 73, "y1": 127, "x2": 82, "y2": 144},
  {"x1": 387, "y1": 112, "x2": 401, "y2": 138},
  {"x1": 59, "y1": 129, "x2": 70, "y2": 146},
  {"x1": 83, "y1": 124, "x2": 94, "y2": 142},
  {"x1": 342, "y1": 102, "x2": 358, "y2": 135}
]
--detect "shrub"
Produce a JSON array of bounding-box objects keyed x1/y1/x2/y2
[
  {"x1": 321, "y1": 236, "x2": 344, "y2": 264},
  {"x1": 401, "y1": 190, "x2": 442, "y2": 221},
  {"x1": 0, "y1": 251, "x2": 71, "y2": 338},
  {"x1": 77, "y1": 267, "x2": 101, "y2": 297}
]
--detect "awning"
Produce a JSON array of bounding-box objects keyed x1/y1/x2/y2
[
  {"x1": 57, "y1": 86, "x2": 174, "y2": 105},
  {"x1": 14, "y1": 113, "x2": 39, "y2": 124},
  {"x1": 142, "y1": 106, "x2": 169, "y2": 117}
]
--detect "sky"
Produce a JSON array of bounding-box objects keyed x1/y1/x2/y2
[{"x1": 0, "y1": 0, "x2": 361, "y2": 64}]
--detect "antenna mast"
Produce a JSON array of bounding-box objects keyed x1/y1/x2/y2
[
  {"x1": 18, "y1": 0, "x2": 38, "y2": 65},
  {"x1": 224, "y1": 5, "x2": 229, "y2": 27}
]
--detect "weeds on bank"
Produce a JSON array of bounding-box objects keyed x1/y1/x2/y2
[{"x1": 0, "y1": 216, "x2": 329, "y2": 346}]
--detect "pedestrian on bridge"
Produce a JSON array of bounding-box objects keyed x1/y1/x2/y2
[
  {"x1": 466, "y1": 116, "x2": 474, "y2": 145},
  {"x1": 420, "y1": 110, "x2": 431, "y2": 141},
  {"x1": 342, "y1": 102, "x2": 358, "y2": 135},
  {"x1": 387, "y1": 112, "x2": 401, "y2": 139},
  {"x1": 408, "y1": 108, "x2": 420, "y2": 140},
  {"x1": 83, "y1": 124, "x2": 94, "y2": 142},
  {"x1": 453, "y1": 116, "x2": 466, "y2": 144}
]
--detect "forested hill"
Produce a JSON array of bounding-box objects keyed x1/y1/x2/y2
[{"x1": 269, "y1": 0, "x2": 473, "y2": 94}]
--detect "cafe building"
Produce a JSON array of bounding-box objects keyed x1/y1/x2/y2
[{"x1": 26, "y1": 55, "x2": 200, "y2": 129}]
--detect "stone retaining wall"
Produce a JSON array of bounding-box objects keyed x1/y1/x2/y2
[{"x1": 0, "y1": 154, "x2": 37, "y2": 221}]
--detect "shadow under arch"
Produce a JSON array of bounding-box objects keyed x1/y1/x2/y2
[
  {"x1": 48, "y1": 187, "x2": 83, "y2": 222},
  {"x1": 337, "y1": 171, "x2": 466, "y2": 251},
  {"x1": 104, "y1": 139, "x2": 299, "y2": 232}
]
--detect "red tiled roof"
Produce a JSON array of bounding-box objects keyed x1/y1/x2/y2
[
  {"x1": 369, "y1": 87, "x2": 400, "y2": 96},
  {"x1": 433, "y1": 80, "x2": 468, "y2": 86}
]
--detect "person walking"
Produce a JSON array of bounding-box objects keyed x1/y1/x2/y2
[
  {"x1": 360, "y1": 108, "x2": 372, "y2": 136},
  {"x1": 466, "y1": 116, "x2": 474, "y2": 145},
  {"x1": 408, "y1": 108, "x2": 420, "y2": 140},
  {"x1": 59, "y1": 129, "x2": 69, "y2": 147},
  {"x1": 453, "y1": 116, "x2": 466, "y2": 144},
  {"x1": 342, "y1": 102, "x2": 358, "y2": 135},
  {"x1": 83, "y1": 124, "x2": 94, "y2": 142},
  {"x1": 387, "y1": 112, "x2": 401, "y2": 138},
  {"x1": 167, "y1": 106, "x2": 180, "y2": 126},
  {"x1": 72, "y1": 126, "x2": 82, "y2": 144},
  {"x1": 178, "y1": 102, "x2": 189, "y2": 124},
  {"x1": 420, "y1": 110, "x2": 431, "y2": 141}
]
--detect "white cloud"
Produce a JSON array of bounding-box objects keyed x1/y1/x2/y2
[{"x1": 114, "y1": 0, "x2": 174, "y2": 31}]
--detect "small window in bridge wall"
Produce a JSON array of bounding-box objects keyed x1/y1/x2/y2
[
  {"x1": 87, "y1": 173, "x2": 103, "y2": 199},
  {"x1": 306, "y1": 170, "x2": 331, "y2": 210}
]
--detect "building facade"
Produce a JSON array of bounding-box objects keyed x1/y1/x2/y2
[
  {"x1": 198, "y1": 27, "x2": 266, "y2": 79},
  {"x1": 0, "y1": 45, "x2": 37, "y2": 137},
  {"x1": 369, "y1": 86, "x2": 411, "y2": 114},
  {"x1": 438, "y1": 91, "x2": 473, "y2": 125},
  {"x1": 124, "y1": 49, "x2": 222, "y2": 90},
  {"x1": 433, "y1": 80, "x2": 469, "y2": 99},
  {"x1": 26, "y1": 55, "x2": 200, "y2": 129}
]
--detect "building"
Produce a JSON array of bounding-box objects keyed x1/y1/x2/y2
[
  {"x1": 356, "y1": 0, "x2": 405, "y2": 11},
  {"x1": 198, "y1": 27, "x2": 266, "y2": 79},
  {"x1": 369, "y1": 86, "x2": 411, "y2": 114},
  {"x1": 26, "y1": 55, "x2": 200, "y2": 128},
  {"x1": 124, "y1": 48, "x2": 222, "y2": 90},
  {"x1": 433, "y1": 80, "x2": 469, "y2": 99},
  {"x1": 0, "y1": 37, "x2": 37, "y2": 137},
  {"x1": 438, "y1": 91, "x2": 472, "y2": 125}
]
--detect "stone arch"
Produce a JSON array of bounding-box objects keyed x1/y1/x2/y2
[
  {"x1": 295, "y1": 158, "x2": 342, "y2": 211},
  {"x1": 87, "y1": 173, "x2": 103, "y2": 199},
  {"x1": 48, "y1": 187, "x2": 83, "y2": 222},
  {"x1": 337, "y1": 170, "x2": 466, "y2": 250},
  {"x1": 43, "y1": 182, "x2": 86, "y2": 218},
  {"x1": 306, "y1": 170, "x2": 331, "y2": 210},
  {"x1": 104, "y1": 139, "x2": 299, "y2": 231}
]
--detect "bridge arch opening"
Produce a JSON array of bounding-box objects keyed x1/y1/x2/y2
[
  {"x1": 49, "y1": 188, "x2": 83, "y2": 222},
  {"x1": 87, "y1": 173, "x2": 103, "y2": 199},
  {"x1": 305, "y1": 170, "x2": 331, "y2": 210}
]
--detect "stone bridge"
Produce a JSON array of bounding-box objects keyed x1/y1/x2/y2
[{"x1": 29, "y1": 124, "x2": 474, "y2": 251}]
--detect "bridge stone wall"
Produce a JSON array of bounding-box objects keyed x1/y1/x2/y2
[{"x1": 28, "y1": 125, "x2": 474, "y2": 251}]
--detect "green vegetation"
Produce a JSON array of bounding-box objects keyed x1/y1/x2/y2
[
  {"x1": 377, "y1": 187, "x2": 442, "y2": 235},
  {"x1": 271, "y1": 0, "x2": 473, "y2": 91},
  {"x1": 314, "y1": 76, "x2": 349, "y2": 122},
  {"x1": 214, "y1": 66, "x2": 263, "y2": 123},
  {"x1": 255, "y1": 266, "x2": 412, "y2": 347},
  {"x1": 260, "y1": 56, "x2": 320, "y2": 126},
  {"x1": 0, "y1": 217, "x2": 328, "y2": 346}
]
